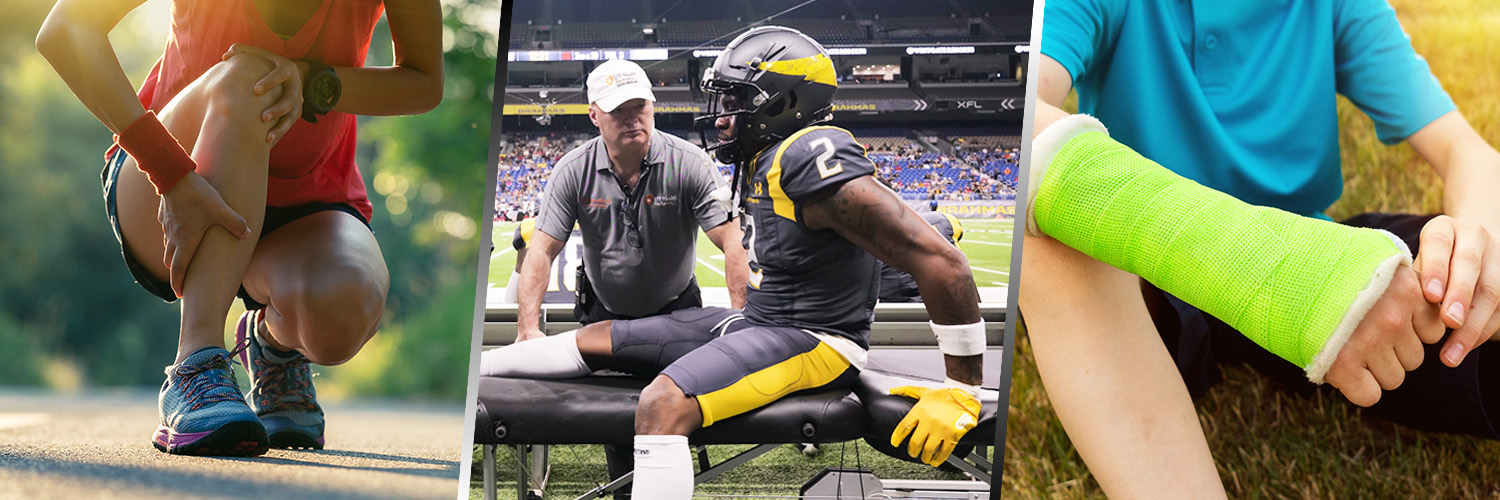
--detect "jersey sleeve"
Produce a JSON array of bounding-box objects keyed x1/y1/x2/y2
[
  {"x1": 1040, "y1": 0, "x2": 1119, "y2": 85},
  {"x1": 920, "y1": 211, "x2": 962, "y2": 245},
  {"x1": 684, "y1": 145, "x2": 733, "y2": 231},
  {"x1": 1333, "y1": 0, "x2": 1455, "y2": 144},
  {"x1": 771, "y1": 127, "x2": 877, "y2": 204},
  {"x1": 513, "y1": 218, "x2": 535, "y2": 251}
]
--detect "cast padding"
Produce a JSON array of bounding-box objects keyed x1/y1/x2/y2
[{"x1": 1030, "y1": 125, "x2": 1411, "y2": 383}]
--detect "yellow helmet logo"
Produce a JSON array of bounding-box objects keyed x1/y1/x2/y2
[{"x1": 754, "y1": 53, "x2": 837, "y2": 87}]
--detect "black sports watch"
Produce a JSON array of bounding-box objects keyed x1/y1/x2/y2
[{"x1": 298, "y1": 58, "x2": 341, "y2": 123}]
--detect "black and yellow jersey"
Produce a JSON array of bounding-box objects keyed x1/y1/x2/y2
[
  {"x1": 512, "y1": 217, "x2": 538, "y2": 251},
  {"x1": 739, "y1": 126, "x2": 880, "y2": 347}
]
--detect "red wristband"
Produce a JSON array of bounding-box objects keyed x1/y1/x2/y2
[{"x1": 117, "y1": 111, "x2": 196, "y2": 195}]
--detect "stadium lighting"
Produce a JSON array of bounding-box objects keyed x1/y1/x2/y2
[
  {"x1": 906, "y1": 46, "x2": 976, "y2": 55},
  {"x1": 1014, "y1": 45, "x2": 1032, "y2": 53},
  {"x1": 628, "y1": 48, "x2": 669, "y2": 60},
  {"x1": 827, "y1": 47, "x2": 869, "y2": 56},
  {"x1": 506, "y1": 49, "x2": 668, "y2": 61}
]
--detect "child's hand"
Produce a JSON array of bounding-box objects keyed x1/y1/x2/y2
[
  {"x1": 1414, "y1": 215, "x2": 1500, "y2": 367},
  {"x1": 1324, "y1": 265, "x2": 1445, "y2": 406}
]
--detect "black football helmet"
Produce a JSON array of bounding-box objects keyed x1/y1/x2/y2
[{"x1": 696, "y1": 26, "x2": 838, "y2": 165}]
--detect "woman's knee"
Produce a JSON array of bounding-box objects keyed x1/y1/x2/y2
[
  {"x1": 281, "y1": 262, "x2": 388, "y2": 364},
  {"x1": 198, "y1": 54, "x2": 282, "y2": 117}
]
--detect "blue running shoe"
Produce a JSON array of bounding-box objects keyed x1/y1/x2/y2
[
  {"x1": 154, "y1": 345, "x2": 268, "y2": 456},
  {"x1": 236, "y1": 310, "x2": 326, "y2": 449}
]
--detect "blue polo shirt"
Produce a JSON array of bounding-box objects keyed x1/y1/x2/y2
[{"x1": 1042, "y1": 0, "x2": 1454, "y2": 217}]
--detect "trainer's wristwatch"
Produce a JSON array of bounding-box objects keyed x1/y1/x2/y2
[{"x1": 298, "y1": 58, "x2": 341, "y2": 123}]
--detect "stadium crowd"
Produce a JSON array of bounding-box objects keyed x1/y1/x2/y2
[
  {"x1": 494, "y1": 132, "x2": 577, "y2": 221},
  {"x1": 494, "y1": 132, "x2": 1019, "y2": 221}
]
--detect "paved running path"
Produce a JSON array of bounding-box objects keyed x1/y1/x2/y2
[{"x1": 0, "y1": 390, "x2": 465, "y2": 499}]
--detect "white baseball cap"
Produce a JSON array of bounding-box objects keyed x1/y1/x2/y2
[{"x1": 587, "y1": 59, "x2": 656, "y2": 112}]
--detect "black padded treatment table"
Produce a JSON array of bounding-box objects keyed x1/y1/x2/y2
[{"x1": 474, "y1": 348, "x2": 1006, "y2": 500}]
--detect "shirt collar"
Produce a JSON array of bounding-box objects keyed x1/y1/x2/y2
[{"x1": 592, "y1": 130, "x2": 665, "y2": 172}]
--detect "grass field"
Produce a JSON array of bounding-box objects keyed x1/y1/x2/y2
[
  {"x1": 1002, "y1": 1, "x2": 1500, "y2": 498},
  {"x1": 486, "y1": 218, "x2": 1015, "y2": 294},
  {"x1": 469, "y1": 442, "x2": 986, "y2": 499}
]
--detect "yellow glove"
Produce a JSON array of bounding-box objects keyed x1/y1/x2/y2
[{"x1": 888, "y1": 385, "x2": 981, "y2": 467}]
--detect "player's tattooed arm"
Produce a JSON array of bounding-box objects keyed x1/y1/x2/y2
[
  {"x1": 805, "y1": 175, "x2": 984, "y2": 383},
  {"x1": 804, "y1": 176, "x2": 981, "y2": 324}
]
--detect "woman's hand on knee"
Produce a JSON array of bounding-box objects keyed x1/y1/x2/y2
[
  {"x1": 160, "y1": 173, "x2": 251, "y2": 297},
  {"x1": 221, "y1": 44, "x2": 304, "y2": 145}
]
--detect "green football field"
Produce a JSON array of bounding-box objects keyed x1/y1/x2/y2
[
  {"x1": 486, "y1": 218, "x2": 1015, "y2": 294},
  {"x1": 471, "y1": 441, "x2": 990, "y2": 499}
]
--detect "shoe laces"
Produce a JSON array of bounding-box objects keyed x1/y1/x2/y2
[
  {"x1": 251, "y1": 349, "x2": 318, "y2": 414},
  {"x1": 169, "y1": 341, "x2": 249, "y2": 412}
]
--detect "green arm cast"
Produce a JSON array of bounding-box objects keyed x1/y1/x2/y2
[{"x1": 1027, "y1": 115, "x2": 1411, "y2": 382}]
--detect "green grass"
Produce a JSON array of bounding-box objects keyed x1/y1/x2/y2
[
  {"x1": 1328, "y1": 0, "x2": 1499, "y2": 219},
  {"x1": 487, "y1": 218, "x2": 1014, "y2": 293},
  {"x1": 1003, "y1": 1, "x2": 1500, "y2": 497},
  {"x1": 1002, "y1": 336, "x2": 1500, "y2": 499},
  {"x1": 469, "y1": 442, "x2": 982, "y2": 499}
]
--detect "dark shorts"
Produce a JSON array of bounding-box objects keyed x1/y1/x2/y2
[
  {"x1": 610, "y1": 306, "x2": 860, "y2": 427},
  {"x1": 1154, "y1": 212, "x2": 1500, "y2": 439},
  {"x1": 103, "y1": 147, "x2": 371, "y2": 310}
]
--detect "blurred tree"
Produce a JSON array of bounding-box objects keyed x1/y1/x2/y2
[
  {"x1": 0, "y1": 1, "x2": 181, "y2": 386},
  {"x1": 0, "y1": 0, "x2": 499, "y2": 400},
  {"x1": 321, "y1": 0, "x2": 500, "y2": 400}
]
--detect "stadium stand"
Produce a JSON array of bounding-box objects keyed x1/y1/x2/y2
[
  {"x1": 495, "y1": 132, "x2": 590, "y2": 221},
  {"x1": 520, "y1": 16, "x2": 1011, "y2": 49},
  {"x1": 507, "y1": 1, "x2": 1029, "y2": 50},
  {"x1": 495, "y1": 129, "x2": 1018, "y2": 219}
]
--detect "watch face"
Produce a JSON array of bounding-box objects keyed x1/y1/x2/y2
[{"x1": 306, "y1": 70, "x2": 341, "y2": 114}]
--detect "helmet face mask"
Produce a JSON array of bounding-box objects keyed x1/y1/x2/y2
[{"x1": 696, "y1": 82, "x2": 759, "y2": 164}]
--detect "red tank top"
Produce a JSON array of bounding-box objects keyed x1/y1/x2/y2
[{"x1": 134, "y1": 0, "x2": 384, "y2": 220}]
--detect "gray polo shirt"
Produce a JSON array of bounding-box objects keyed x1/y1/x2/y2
[{"x1": 535, "y1": 130, "x2": 731, "y2": 316}]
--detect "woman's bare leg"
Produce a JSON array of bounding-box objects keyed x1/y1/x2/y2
[{"x1": 114, "y1": 54, "x2": 280, "y2": 363}]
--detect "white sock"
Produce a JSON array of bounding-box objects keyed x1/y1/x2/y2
[
  {"x1": 631, "y1": 434, "x2": 692, "y2": 500},
  {"x1": 479, "y1": 330, "x2": 591, "y2": 378}
]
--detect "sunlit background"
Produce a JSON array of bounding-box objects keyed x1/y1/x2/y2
[
  {"x1": 0, "y1": 0, "x2": 500, "y2": 403},
  {"x1": 1003, "y1": 1, "x2": 1500, "y2": 498}
]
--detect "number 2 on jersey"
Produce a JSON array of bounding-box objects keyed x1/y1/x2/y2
[{"x1": 811, "y1": 137, "x2": 842, "y2": 179}]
